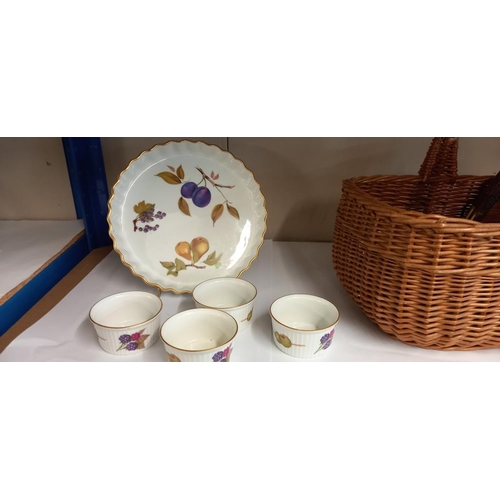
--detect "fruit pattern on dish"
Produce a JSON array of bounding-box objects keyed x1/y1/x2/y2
[
  {"x1": 109, "y1": 140, "x2": 266, "y2": 294},
  {"x1": 274, "y1": 332, "x2": 305, "y2": 348},
  {"x1": 117, "y1": 330, "x2": 149, "y2": 352},
  {"x1": 160, "y1": 237, "x2": 222, "y2": 277},
  {"x1": 130, "y1": 164, "x2": 239, "y2": 278},
  {"x1": 132, "y1": 201, "x2": 166, "y2": 233},
  {"x1": 156, "y1": 165, "x2": 240, "y2": 226}
]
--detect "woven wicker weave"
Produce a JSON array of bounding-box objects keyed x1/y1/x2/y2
[{"x1": 332, "y1": 138, "x2": 500, "y2": 350}]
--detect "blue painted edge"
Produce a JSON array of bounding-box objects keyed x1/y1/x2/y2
[
  {"x1": 0, "y1": 234, "x2": 89, "y2": 337},
  {"x1": 62, "y1": 138, "x2": 111, "y2": 250}
]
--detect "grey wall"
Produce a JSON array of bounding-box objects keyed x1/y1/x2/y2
[{"x1": 2, "y1": 137, "x2": 500, "y2": 241}]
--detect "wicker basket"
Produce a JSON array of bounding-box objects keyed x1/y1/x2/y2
[{"x1": 332, "y1": 138, "x2": 500, "y2": 351}]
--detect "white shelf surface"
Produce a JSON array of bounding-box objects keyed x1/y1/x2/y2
[
  {"x1": 0, "y1": 220, "x2": 85, "y2": 302},
  {"x1": 2, "y1": 240, "x2": 500, "y2": 361}
]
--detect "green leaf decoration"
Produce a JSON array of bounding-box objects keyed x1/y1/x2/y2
[
  {"x1": 177, "y1": 165, "x2": 185, "y2": 180},
  {"x1": 206, "y1": 251, "x2": 216, "y2": 261},
  {"x1": 167, "y1": 269, "x2": 179, "y2": 276},
  {"x1": 215, "y1": 262, "x2": 221, "y2": 269},
  {"x1": 134, "y1": 200, "x2": 155, "y2": 214},
  {"x1": 160, "y1": 261, "x2": 176, "y2": 270},
  {"x1": 175, "y1": 258, "x2": 187, "y2": 271},
  {"x1": 156, "y1": 172, "x2": 181, "y2": 184},
  {"x1": 178, "y1": 197, "x2": 191, "y2": 216},
  {"x1": 227, "y1": 204, "x2": 240, "y2": 220},
  {"x1": 211, "y1": 204, "x2": 224, "y2": 226},
  {"x1": 242, "y1": 310, "x2": 253, "y2": 322},
  {"x1": 204, "y1": 253, "x2": 222, "y2": 266}
]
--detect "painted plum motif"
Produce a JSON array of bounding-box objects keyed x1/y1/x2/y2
[{"x1": 156, "y1": 165, "x2": 240, "y2": 226}]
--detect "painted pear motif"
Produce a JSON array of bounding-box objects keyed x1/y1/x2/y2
[
  {"x1": 191, "y1": 236, "x2": 209, "y2": 263},
  {"x1": 175, "y1": 241, "x2": 192, "y2": 261},
  {"x1": 161, "y1": 236, "x2": 222, "y2": 276}
]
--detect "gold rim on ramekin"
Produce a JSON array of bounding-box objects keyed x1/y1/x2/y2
[
  {"x1": 89, "y1": 290, "x2": 163, "y2": 330},
  {"x1": 269, "y1": 294, "x2": 340, "y2": 333},
  {"x1": 192, "y1": 278, "x2": 257, "y2": 311},
  {"x1": 160, "y1": 309, "x2": 239, "y2": 353}
]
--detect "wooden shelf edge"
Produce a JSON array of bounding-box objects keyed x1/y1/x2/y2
[{"x1": 0, "y1": 246, "x2": 112, "y2": 354}]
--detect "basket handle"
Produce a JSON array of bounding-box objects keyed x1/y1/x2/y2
[{"x1": 418, "y1": 137, "x2": 459, "y2": 182}]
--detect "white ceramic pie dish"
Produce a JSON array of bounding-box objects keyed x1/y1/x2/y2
[{"x1": 108, "y1": 140, "x2": 267, "y2": 293}]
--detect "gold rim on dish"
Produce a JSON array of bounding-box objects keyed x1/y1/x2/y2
[{"x1": 107, "y1": 139, "x2": 268, "y2": 294}]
